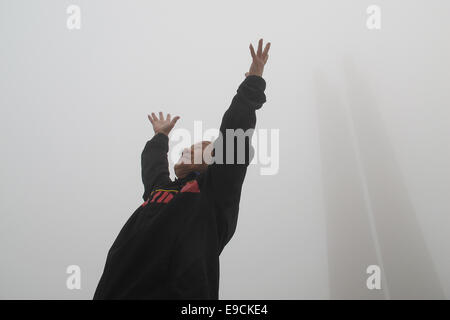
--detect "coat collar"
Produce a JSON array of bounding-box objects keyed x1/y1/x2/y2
[{"x1": 174, "y1": 171, "x2": 200, "y2": 185}]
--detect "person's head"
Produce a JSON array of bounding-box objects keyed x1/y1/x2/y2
[{"x1": 174, "y1": 141, "x2": 213, "y2": 179}]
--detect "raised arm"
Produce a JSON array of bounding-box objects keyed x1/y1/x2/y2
[
  {"x1": 141, "y1": 112, "x2": 180, "y2": 201},
  {"x1": 203, "y1": 39, "x2": 271, "y2": 252}
]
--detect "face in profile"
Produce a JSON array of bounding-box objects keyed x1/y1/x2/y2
[{"x1": 174, "y1": 141, "x2": 213, "y2": 178}]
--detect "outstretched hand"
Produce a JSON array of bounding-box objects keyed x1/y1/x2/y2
[
  {"x1": 245, "y1": 38, "x2": 271, "y2": 78},
  {"x1": 147, "y1": 112, "x2": 180, "y2": 136}
]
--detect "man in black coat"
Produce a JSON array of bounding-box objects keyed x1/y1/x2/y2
[{"x1": 94, "y1": 39, "x2": 271, "y2": 299}]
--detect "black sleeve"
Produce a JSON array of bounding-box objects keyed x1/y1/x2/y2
[
  {"x1": 203, "y1": 75, "x2": 267, "y2": 252},
  {"x1": 141, "y1": 132, "x2": 172, "y2": 201}
]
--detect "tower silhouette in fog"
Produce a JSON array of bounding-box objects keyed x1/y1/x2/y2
[{"x1": 315, "y1": 60, "x2": 444, "y2": 299}]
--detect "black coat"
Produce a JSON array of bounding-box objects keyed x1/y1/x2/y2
[{"x1": 93, "y1": 75, "x2": 267, "y2": 299}]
